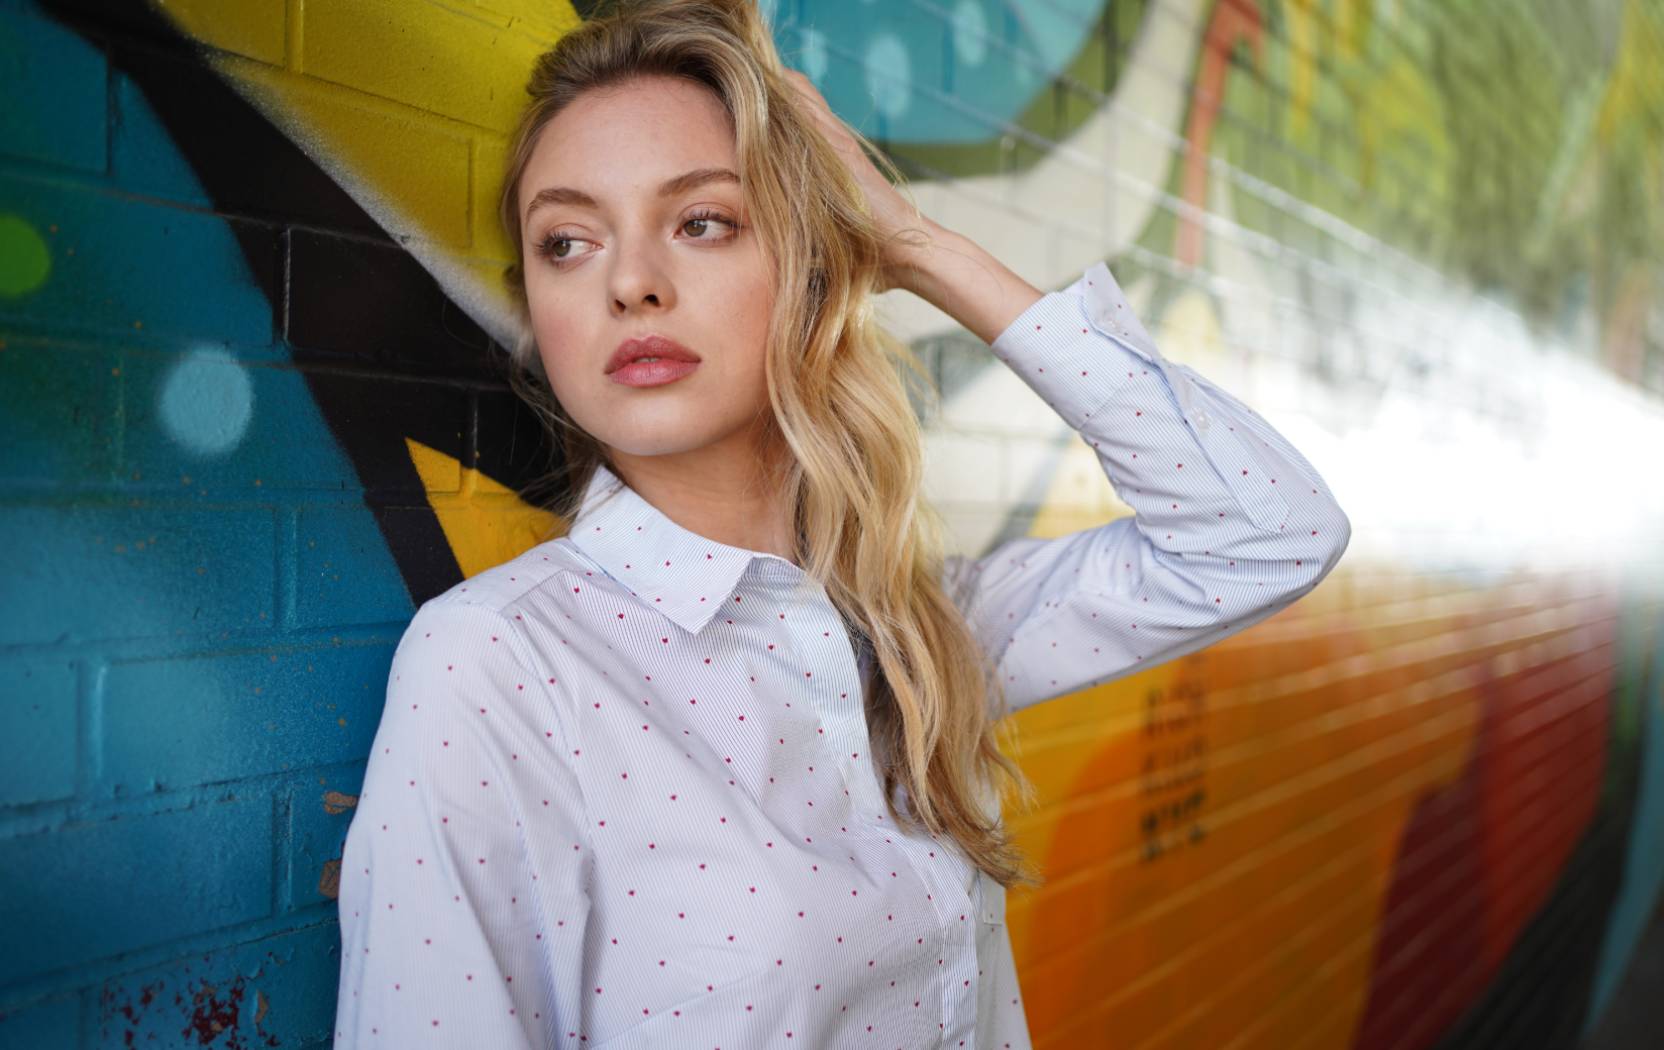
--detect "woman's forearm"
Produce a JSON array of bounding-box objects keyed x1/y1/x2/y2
[{"x1": 894, "y1": 220, "x2": 1044, "y2": 346}]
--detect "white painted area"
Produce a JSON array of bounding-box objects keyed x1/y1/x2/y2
[
  {"x1": 865, "y1": 34, "x2": 912, "y2": 120},
  {"x1": 952, "y1": 0, "x2": 989, "y2": 68},
  {"x1": 158, "y1": 346, "x2": 254, "y2": 457},
  {"x1": 800, "y1": 26, "x2": 829, "y2": 85},
  {"x1": 875, "y1": 0, "x2": 1206, "y2": 342}
]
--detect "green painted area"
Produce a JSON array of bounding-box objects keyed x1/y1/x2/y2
[
  {"x1": 886, "y1": 0, "x2": 1150, "y2": 180},
  {"x1": 0, "y1": 214, "x2": 51, "y2": 297},
  {"x1": 1140, "y1": 0, "x2": 1658, "y2": 388}
]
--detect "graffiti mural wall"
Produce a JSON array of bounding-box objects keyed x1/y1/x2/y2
[{"x1": 1, "y1": 0, "x2": 1661, "y2": 1047}]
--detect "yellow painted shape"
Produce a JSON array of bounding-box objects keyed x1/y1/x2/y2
[
  {"x1": 406, "y1": 436, "x2": 562, "y2": 579},
  {"x1": 1597, "y1": 0, "x2": 1664, "y2": 148},
  {"x1": 1335, "y1": 0, "x2": 1374, "y2": 60},
  {"x1": 151, "y1": 0, "x2": 285, "y2": 63},
  {"x1": 1284, "y1": 0, "x2": 1317, "y2": 139},
  {"x1": 300, "y1": 0, "x2": 568, "y2": 131},
  {"x1": 150, "y1": 0, "x2": 580, "y2": 274},
  {"x1": 213, "y1": 55, "x2": 477, "y2": 246},
  {"x1": 1352, "y1": 54, "x2": 1450, "y2": 196}
]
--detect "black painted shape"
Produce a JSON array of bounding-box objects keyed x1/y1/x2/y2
[
  {"x1": 39, "y1": 0, "x2": 566, "y2": 607},
  {"x1": 287, "y1": 228, "x2": 494, "y2": 373},
  {"x1": 300, "y1": 371, "x2": 468, "y2": 499},
  {"x1": 1421, "y1": 699, "x2": 1644, "y2": 1050},
  {"x1": 476, "y1": 385, "x2": 568, "y2": 523},
  {"x1": 113, "y1": 41, "x2": 384, "y2": 239}
]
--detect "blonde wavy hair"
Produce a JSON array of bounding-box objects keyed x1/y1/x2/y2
[{"x1": 496, "y1": 0, "x2": 1040, "y2": 889}]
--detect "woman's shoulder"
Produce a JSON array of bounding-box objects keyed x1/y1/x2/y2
[
  {"x1": 415, "y1": 536, "x2": 592, "y2": 620},
  {"x1": 387, "y1": 538, "x2": 600, "y2": 679}
]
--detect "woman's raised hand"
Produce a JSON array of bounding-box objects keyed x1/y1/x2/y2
[
  {"x1": 780, "y1": 67, "x2": 1040, "y2": 343},
  {"x1": 781, "y1": 67, "x2": 936, "y2": 294}
]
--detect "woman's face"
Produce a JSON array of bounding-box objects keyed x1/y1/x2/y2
[{"x1": 516, "y1": 74, "x2": 777, "y2": 471}]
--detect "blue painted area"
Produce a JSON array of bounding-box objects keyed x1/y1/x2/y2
[
  {"x1": 0, "y1": 341, "x2": 120, "y2": 487},
  {"x1": 0, "y1": 993, "x2": 78, "y2": 1048},
  {"x1": 284, "y1": 769, "x2": 367, "y2": 915},
  {"x1": 93, "y1": 922, "x2": 341, "y2": 1048},
  {"x1": 154, "y1": 346, "x2": 255, "y2": 456},
  {"x1": 0, "y1": 4, "x2": 105, "y2": 173},
  {"x1": 1586, "y1": 599, "x2": 1664, "y2": 1032},
  {"x1": 0, "y1": 659, "x2": 77, "y2": 808},
  {"x1": 0, "y1": 796, "x2": 275, "y2": 986},
  {"x1": 294, "y1": 507, "x2": 428, "y2": 630},
  {"x1": 116, "y1": 349, "x2": 366, "y2": 492},
  {"x1": 0, "y1": 8, "x2": 412, "y2": 1042},
  {"x1": 110, "y1": 67, "x2": 215, "y2": 208},
  {"x1": 0, "y1": 503, "x2": 279, "y2": 647},
  {"x1": 100, "y1": 644, "x2": 391, "y2": 796},
  {"x1": 773, "y1": 0, "x2": 1108, "y2": 141},
  {"x1": 0, "y1": 170, "x2": 276, "y2": 345}
]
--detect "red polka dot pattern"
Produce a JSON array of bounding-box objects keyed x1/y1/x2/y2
[{"x1": 331, "y1": 261, "x2": 1348, "y2": 1048}]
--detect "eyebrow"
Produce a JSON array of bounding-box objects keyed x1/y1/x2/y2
[{"x1": 523, "y1": 167, "x2": 741, "y2": 224}]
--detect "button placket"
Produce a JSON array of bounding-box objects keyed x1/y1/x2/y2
[{"x1": 795, "y1": 588, "x2": 885, "y2": 819}]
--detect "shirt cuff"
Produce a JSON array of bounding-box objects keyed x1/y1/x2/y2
[{"x1": 988, "y1": 261, "x2": 1168, "y2": 431}]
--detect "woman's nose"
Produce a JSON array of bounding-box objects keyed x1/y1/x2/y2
[{"x1": 608, "y1": 236, "x2": 674, "y2": 315}]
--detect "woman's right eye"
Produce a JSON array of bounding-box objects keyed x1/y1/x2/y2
[{"x1": 534, "y1": 232, "x2": 595, "y2": 267}]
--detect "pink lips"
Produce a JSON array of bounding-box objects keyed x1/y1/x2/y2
[{"x1": 606, "y1": 335, "x2": 702, "y2": 388}]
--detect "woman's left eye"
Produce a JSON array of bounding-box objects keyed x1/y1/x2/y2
[{"x1": 681, "y1": 210, "x2": 740, "y2": 240}]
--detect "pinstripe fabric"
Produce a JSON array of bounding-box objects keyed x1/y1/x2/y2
[
  {"x1": 947, "y1": 261, "x2": 1352, "y2": 716},
  {"x1": 333, "y1": 262, "x2": 1350, "y2": 1049}
]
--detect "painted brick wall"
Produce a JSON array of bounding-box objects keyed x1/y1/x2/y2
[{"x1": 2, "y1": 1, "x2": 1661, "y2": 1048}]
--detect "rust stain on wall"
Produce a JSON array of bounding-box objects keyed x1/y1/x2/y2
[{"x1": 322, "y1": 790, "x2": 358, "y2": 815}]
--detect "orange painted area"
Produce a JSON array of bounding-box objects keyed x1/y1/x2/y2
[
  {"x1": 1001, "y1": 566, "x2": 1618, "y2": 1050},
  {"x1": 1178, "y1": 0, "x2": 1263, "y2": 268},
  {"x1": 1004, "y1": 568, "x2": 1488, "y2": 1050}
]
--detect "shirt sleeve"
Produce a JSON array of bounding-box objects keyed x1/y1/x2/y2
[
  {"x1": 333, "y1": 598, "x2": 593, "y2": 1047},
  {"x1": 941, "y1": 260, "x2": 1351, "y2": 716}
]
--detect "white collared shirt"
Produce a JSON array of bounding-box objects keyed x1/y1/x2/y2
[{"x1": 333, "y1": 262, "x2": 1350, "y2": 1048}]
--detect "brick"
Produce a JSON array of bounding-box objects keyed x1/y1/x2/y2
[
  {"x1": 116, "y1": 348, "x2": 364, "y2": 494},
  {"x1": 283, "y1": 766, "x2": 367, "y2": 913},
  {"x1": 0, "y1": 658, "x2": 77, "y2": 808},
  {"x1": 372, "y1": 506, "x2": 470, "y2": 606},
  {"x1": 143, "y1": 0, "x2": 285, "y2": 65},
  {"x1": 0, "y1": 5, "x2": 107, "y2": 173},
  {"x1": 473, "y1": 386, "x2": 561, "y2": 495},
  {"x1": 472, "y1": 133, "x2": 515, "y2": 263},
  {"x1": 289, "y1": 367, "x2": 469, "y2": 499},
  {"x1": 0, "y1": 503, "x2": 277, "y2": 647},
  {"x1": 210, "y1": 53, "x2": 474, "y2": 245},
  {"x1": 0, "y1": 991, "x2": 80, "y2": 1048},
  {"x1": 0, "y1": 173, "x2": 278, "y2": 346},
  {"x1": 100, "y1": 641, "x2": 393, "y2": 795},
  {"x1": 94, "y1": 923, "x2": 339, "y2": 1049},
  {"x1": 0, "y1": 340, "x2": 120, "y2": 486},
  {"x1": 109, "y1": 45, "x2": 382, "y2": 235},
  {"x1": 470, "y1": 0, "x2": 581, "y2": 44},
  {"x1": 300, "y1": 0, "x2": 546, "y2": 131},
  {"x1": 293, "y1": 506, "x2": 424, "y2": 629},
  {"x1": 0, "y1": 796, "x2": 273, "y2": 985},
  {"x1": 286, "y1": 227, "x2": 493, "y2": 373}
]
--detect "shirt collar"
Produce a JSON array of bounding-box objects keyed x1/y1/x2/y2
[{"x1": 565, "y1": 462, "x2": 808, "y2": 636}]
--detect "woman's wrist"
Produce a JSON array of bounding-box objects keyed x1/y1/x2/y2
[{"x1": 892, "y1": 220, "x2": 1045, "y2": 346}]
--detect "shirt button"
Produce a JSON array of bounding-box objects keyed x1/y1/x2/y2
[{"x1": 1193, "y1": 410, "x2": 1211, "y2": 431}]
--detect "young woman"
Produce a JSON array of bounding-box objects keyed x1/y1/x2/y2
[{"x1": 332, "y1": 1, "x2": 1350, "y2": 1046}]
